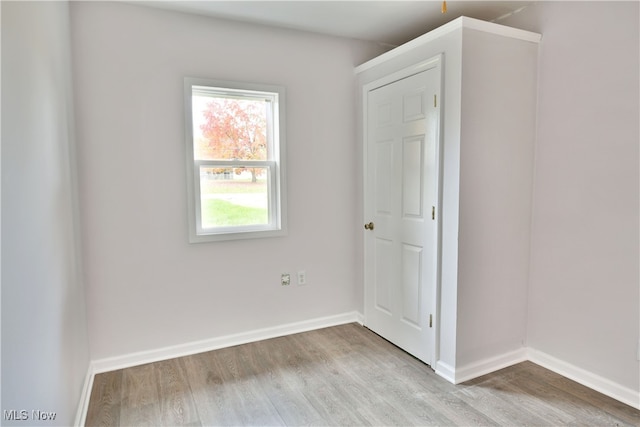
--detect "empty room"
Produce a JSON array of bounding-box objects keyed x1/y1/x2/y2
[{"x1": 1, "y1": 1, "x2": 638, "y2": 426}]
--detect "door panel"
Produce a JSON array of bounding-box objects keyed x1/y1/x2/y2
[
  {"x1": 374, "y1": 238, "x2": 393, "y2": 314},
  {"x1": 403, "y1": 90, "x2": 426, "y2": 122},
  {"x1": 401, "y1": 243, "x2": 423, "y2": 328},
  {"x1": 364, "y1": 63, "x2": 440, "y2": 365},
  {"x1": 375, "y1": 141, "x2": 394, "y2": 215},
  {"x1": 402, "y1": 136, "x2": 425, "y2": 218}
]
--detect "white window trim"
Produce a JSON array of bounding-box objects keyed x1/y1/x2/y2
[{"x1": 184, "y1": 77, "x2": 287, "y2": 243}]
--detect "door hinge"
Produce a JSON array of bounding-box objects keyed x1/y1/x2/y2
[
  {"x1": 432, "y1": 206, "x2": 435, "y2": 220},
  {"x1": 434, "y1": 94, "x2": 437, "y2": 108},
  {"x1": 429, "y1": 314, "x2": 433, "y2": 328}
]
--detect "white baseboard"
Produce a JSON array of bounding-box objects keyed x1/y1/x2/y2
[
  {"x1": 528, "y1": 348, "x2": 640, "y2": 410},
  {"x1": 453, "y1": 348, "x2": 529, "y2": 384},
  {"x1": 74, "y1": 365, "x2": 95, "y2": 427},
  {"x1": 436, "y1": 347, "x2": 639, "y2": 410},
  {"x1": 435, "y1": 360, "x2": 456, "y2": 383},
  {"x1": 91, "y1": 311, "x2": 362, "y2": 374},
  {"x1": 434, "y1": 348, "x2": 528, "y2": 385}
]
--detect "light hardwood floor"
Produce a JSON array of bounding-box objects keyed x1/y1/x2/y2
[{"x1": 86, "y1": 323, "x2": 639, "y2": 426}]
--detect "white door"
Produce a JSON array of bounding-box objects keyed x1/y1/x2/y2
[{"x1": 364, "y1": 62, "x2": 440, "y2": 365}]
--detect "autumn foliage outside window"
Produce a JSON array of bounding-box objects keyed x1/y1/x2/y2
[
  {"x1": 196, "y1": 97, "x2": 267, "y2": 181},
  {"x1": 185, "y1": 78, "x2": 286, "y2": 242}
]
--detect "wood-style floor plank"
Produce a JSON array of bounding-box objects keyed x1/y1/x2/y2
[
  {"x1": 246, "y1": 338, "x2": 327, "y2": 426},
  {"x1": 85, "y1": 369, "x2": 122, "y2": 427},
  {"x1": 85, "y1": 323, "x2": 640, "y2": 426},
  {"x1": 154, "y1": 359, "x2": 201, "y2": 426},
  {"x1": 279, "y1": 333, "x2": 373, "y2": 426},
  {"x1": 184, "y1": 344, "x2": 285, "y2": 426},
  {"x1": 119, "y1": 363, "x2": 161, "y2": 426}
]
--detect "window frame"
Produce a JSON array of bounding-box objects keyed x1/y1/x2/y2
[{"x1": 184, "y1": 77, "x2": 287, "y2": 242}]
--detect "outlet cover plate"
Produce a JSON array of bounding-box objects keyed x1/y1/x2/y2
[{"x1": 281, "y1": 273, "x2": 291, "y2": 286}]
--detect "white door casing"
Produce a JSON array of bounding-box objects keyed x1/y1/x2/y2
[{"x1": 363, "y1": 56, "x2": 441, "y2": 366}]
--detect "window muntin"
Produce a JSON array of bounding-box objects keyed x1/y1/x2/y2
[{"x1": 185, "y1": 79, "x2": 286, "y2": 242}]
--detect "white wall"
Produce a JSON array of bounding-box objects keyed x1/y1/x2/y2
[
  {"x1": 455, "y1": 29, "x2": 538, "y2": 368},
  {"x1": 500, "y1": 1, "x2": 639, "y2": 395},
  {"x1": 1, "y1": 2, "x2": 90, "y2": 425},
  {"x1": 70, "y1": 2, "x2": 385, "y2": 360}
]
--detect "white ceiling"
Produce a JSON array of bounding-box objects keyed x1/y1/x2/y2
[{"x1": 135, "y1": 1, "x2": 535, "y2": 47}]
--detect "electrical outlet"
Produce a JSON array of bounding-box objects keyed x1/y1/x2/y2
[
  {"x1": 281, "y1": 273, "x2": 291, "y2": 286},
  {"x1": 297, "y1": 270, "x2": 306, "y2": 285}
]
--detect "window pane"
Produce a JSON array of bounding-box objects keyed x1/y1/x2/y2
[
  {"x1": 185, "y1": 78, "x2": 286, "y2": 242},
  {"x1": 199, "y1": 166, "x2": 269, "y2": 229},
  {"x1": 193, "y1": 96, "x2": 268, "y2": 161}
]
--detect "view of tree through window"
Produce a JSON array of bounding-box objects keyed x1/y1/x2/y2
[
  {"x1": 185, "y1": 79, "x2": 284, "y2": 241},
  {"x1": 193, "y1": 96, "x2": 270, "y2": 228}
]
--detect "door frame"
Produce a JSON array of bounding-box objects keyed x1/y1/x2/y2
[{"x1": 362, "y1": 54, "x2": 444, "y2": 367}]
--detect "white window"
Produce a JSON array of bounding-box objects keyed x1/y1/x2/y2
[{"x1": 184, "y1": 78, "x2": 287, "y2": 242}]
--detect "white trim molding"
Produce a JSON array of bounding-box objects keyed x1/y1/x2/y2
[
  {"x1": 528, "y1": 348, "x2": 640, "y2": 410},
  {"x1": 355, "y1": 16, "x2": 541, "y2": 74},
  {"x1": 435, "y1": 360, "x2": 456, "y2": 384},
  {"x1": 91, "y1": 311, "x2": 362, "y2": 374},
  {"x1": 434, "y1": 348, "x2": 528, "y2": 385},
  {"x1": 436, "y1": 347, "x2": 639, "y2": 410},
  {"x1": 74, "y1": 366, "x2": 95, "y2": 427},
  {"x1": 453, "y1": 348, "x2": 529, "y2": 384}
]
